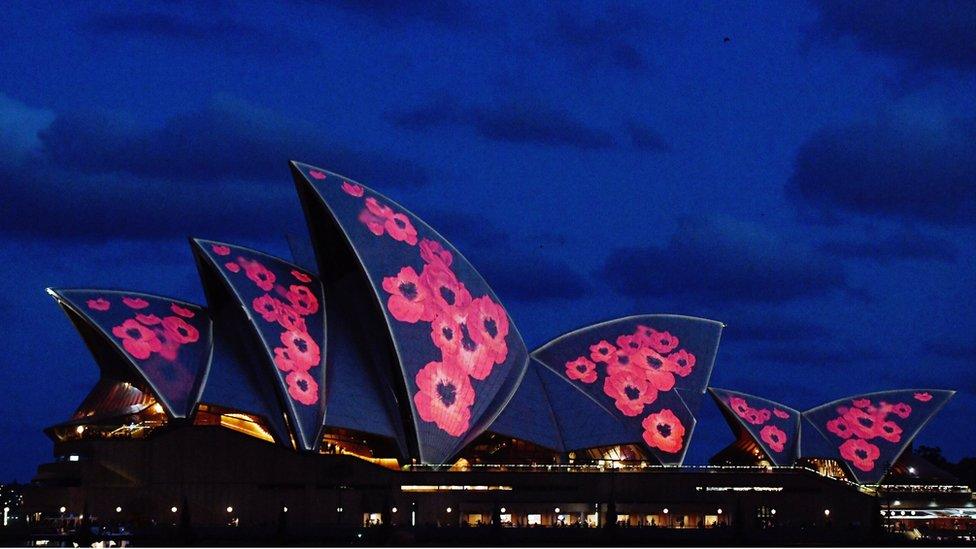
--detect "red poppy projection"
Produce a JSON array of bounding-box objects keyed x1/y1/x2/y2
[
  {"x1": 192, "y1": 239, "x2": 326, "y2": 451},
  {"x1": 803, "y1": 389, "x2": 955, "y2": 484},
  {"x1": 292, "y1": 162, "x2": 529, "y2": 464},
  {"x1": 709, "y1": 388, "x2": 800, "y2": 465},
  {"x1": 49, "y1": 289, "x2": 212, "y2": 419},
  {"x1": 531, "y1": 315, "x2": 723, "y2": 464}
]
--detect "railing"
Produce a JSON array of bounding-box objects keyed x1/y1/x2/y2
[{"x1": 399, "y1": 462, "x2": 869, "y2": 490}]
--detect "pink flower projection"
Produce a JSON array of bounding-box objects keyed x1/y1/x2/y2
[
  {"x1": 760, "y1": 425, "x2": 787, "y2": 453},
  {"x1": 171, "y1": 303, "x2": 195, "y2": 318},
  {"x1": 122, "y1": 296, "x2": 149, "y2": 310},
  {"x1": 822, "y1": 395, "x2": 917, "y2": 473},
  {"x1": 106, "y1": 298, "x2": 204, "y2": 363},
  {"x1": 728, "y1": 396, "x2": 772, "y2": 426},
  {"x1": 341, "y1": 181, "x2": 365, "y2": 197},
  {"x1": 839, "y1": 438, "x2": 881, "y2": 472},
  {"x1": 414, "y1": 360, "x2": 475, "y2": 437},
  {"x1": 375, "y1": 237, "x2": 510, "y2": 435},
  {"x1": 112, "y1": 319, "x2": 162, "y2": 359},
  {"x1": 223, "y1": 250, "x2": 323, "y2": 407},
  {"x1": 565, "y1": 357, "x2": 597, "y2": 383},
  {"x1": 212, "y1": 244, "x2": 231, "y2": 256},
  {"x1": 321, "y1": 172, "x2": 513, "y2": 438},
  {"x1": 723, "y1": 394, "x2": 795, "y2": 455},
  {"x1": 642, "y1": 409, "x2": 686, "y2": 453},
  {"x1": 358, "y1": 197, "x2": 419, "y2": 245},
  {"x1": 560, "y1": 324, "x2": 698, "y2": 454},
  {"x1": 914, "y1": 392, "x2": 932, "y2": 402},
  {"x1": 86, "y1": 298, "x2": 111, "y2": 311}
]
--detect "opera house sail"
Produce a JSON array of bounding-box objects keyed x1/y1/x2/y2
[{"x1": 27, "y1": 160, "x2": 961, "y2": 541}]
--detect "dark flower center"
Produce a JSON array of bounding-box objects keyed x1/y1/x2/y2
[
  {"x1": 599, "y1": 347, "x2": 608, "y2": 354},
  {"x1": 646, "y1": 355, "x2": 663, "y2": 369},
  {"x1": 126, "y1": 328, "x2": 142, "y2": 339},
  {"x1": 618, "y1": 354, "x2": 630, "y2": 365},
  {"x1": 436, "y1": 381, "x2": 457, "y2": 407},
  {"x1": 395, "y1": 218, "x2": 406, "y2": 229},
  {"x1": 484, "y1": 317, "x2": 498, "y2": 339},
  {"x1": 294, "y1": 338, "x2": 308, "y2": 353},
  {"x1": 399, "y1": 282, "x2": 418, "y2": 301},
  {"x1": 677, "y1": 359, "x2": 687, "y2": 366},
  {"x1": 660, "y1": 338, "x2": 670, "y2": 346},
  {"x1": 855, "y1": 449, "x2": 867, "y2": 460},
  {"x1": 439, "y1": 285, "x2": 456, "y2": 305},
  {"x1": 628, "y1": 341, "x2": 639, "y2": 349},
  {"x1": 178, "y1": 327, "x2": 188, "y2": 336},
  {"x1": 657, "y1": 423, "x2": 672, "y2": 438},
  {"x1": 624, "y1": 385, "x2": 641, "y2": 400},
  {"x1": 441, "y1": 326, "x2": 454, "y2": 341},
  {"x1": 297, "y1": 378, "x2": 308, "y2": 392},
  {"x1": 576, "y1": 364, "x2": 588, "y2": 373},
  {"x1": 459, "y1": 322, "x2": 477, "y2": 352},
  {"x1": 857, "y1": 417, "x2": 874, "y2": 428},
  {"x1": 264, "y1": 303, "x2": 274, "y2": 312}
]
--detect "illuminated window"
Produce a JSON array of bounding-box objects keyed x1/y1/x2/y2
[
  {"x1": 527, "y1": 514, "x2": 542, "y2": 525},
  {"x1": 586, "y1": 513, "x2": 598, "y2": 527}
]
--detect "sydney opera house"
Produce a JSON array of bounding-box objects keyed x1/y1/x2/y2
[{"x1": 23, "y1": 162, "x2": 972, "y2": 543}]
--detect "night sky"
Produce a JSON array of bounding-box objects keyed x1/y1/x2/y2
[{"x1": 1, "y1": 1, "x2": 974, "y2": 481}]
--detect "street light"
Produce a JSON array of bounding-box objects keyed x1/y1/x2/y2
[
  {"x1": 282, "y1": 507, "x2": 288, "y2": 513},
  {"x1": 717, "y1": 508, "x2": 723, "y2": 515},
  {"x1": 554, "y1": 507, "x2": 560, "y2": 513},
  {"x1": 226, "y1": 506, "x2": 234, "y2": 514},
  {"x1": 446, "y1": 507, "x2": 452, "y2": 513},
  {"x1": 391, "y1": 507, "x2": 397, "y2": 513},
  {"x1": 171, "y1": 506, "x2": 178, "y2": 513},
  {"x1": 115, "y1": 507, "x2": 122, "y2": 513},
  {"x1": 824, "y1": 509, "x2": 830, "y2": 516},
  {"x1": 59, "y1": 506, "x2": 66, "y2": 513},
  {"x1": 500, "y1": 507, "x2": 506, "y2": 513},
  {"x1": 770, "y1": 509, "x2": 776, "y2": 515}
]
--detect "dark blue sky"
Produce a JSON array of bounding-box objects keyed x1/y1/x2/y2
[{"x1": 1, "y1": 1, "x2": 974, "y2": 481}]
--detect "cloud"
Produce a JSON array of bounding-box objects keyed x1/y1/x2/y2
[
  {"x1": 0, "y1": 94, "x2": 54, "y2": 164},
  {"x1": 318, "y1": 0, "x2": 477, "y2": 29},
  {"x1": 788, "y1": 111, "x2": 976, "y2": 225},
  {"x1": 930, "y1": 339, "x2": 976, "y2": 362},
  {"x1": 425, "y1": 211, "x2": 590, "y2": 302},
  {"x1": 388, "y1": 96, "x2": 615, "y2": 150},
  {"x1": 808, "y1": 0, "x2": 976, "y2": 73},
  {"x1": 37, "y1": 96, "x2": 427, "y2": 186},
  {"x1": 549, "y1": 5, "x2": 652, "y2": 72},
  {"x1": 84, "y1": 11, "x2": 316, "y2": 55},
  {"x1": 744, "y1": 342, "x2": 882, "y2": 369},
  {"x1": 819, "y1": 227, "x2": 958, "y2": 261},
  {"x1": 725, "y1": 313, "x2": 830, "y2": 343},
  {"x1": 599, "y1": 216, "x2": 847, "y2": 303},
  {"x1": 0, "y1": 94, "x2": 426, "y2": 240},
  {"x1": 627, "y1": 122, "x2": 670, "y2": 152}
]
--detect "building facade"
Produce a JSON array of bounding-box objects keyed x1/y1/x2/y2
[{"x1": 23, "y1": 162, "x2": 968, "y2": 543}]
